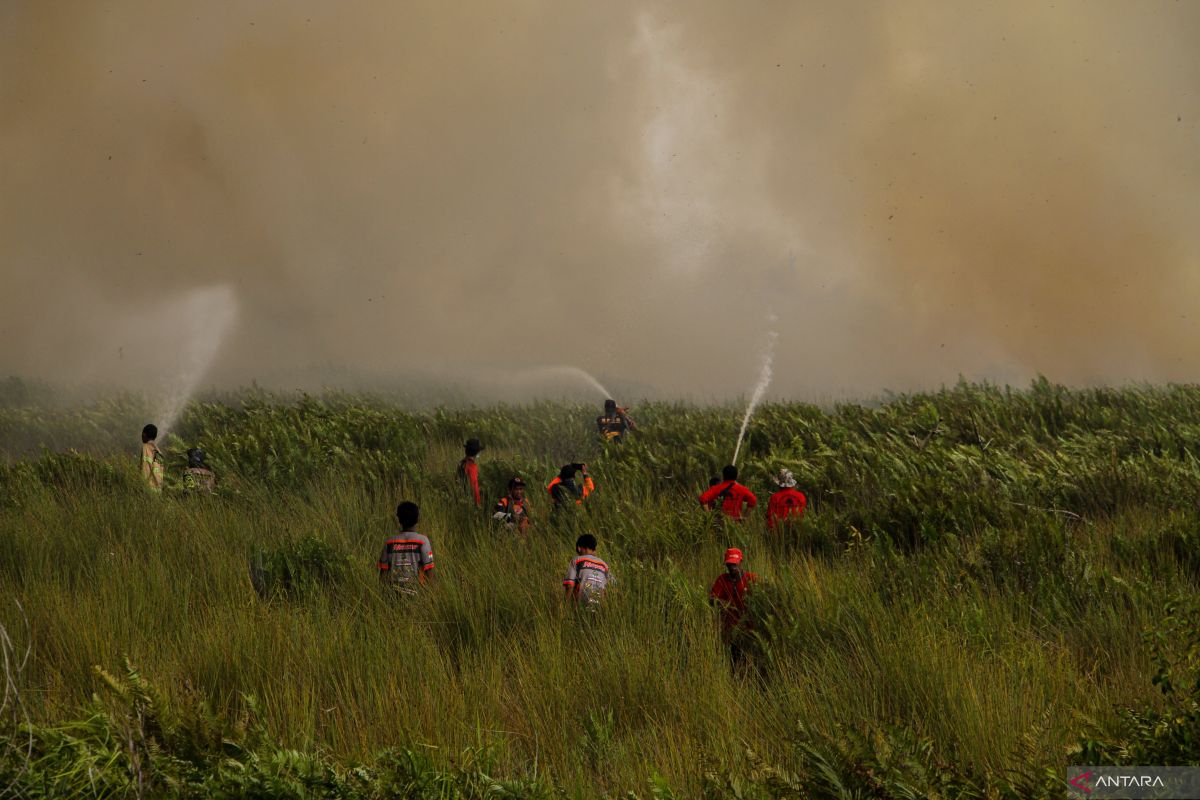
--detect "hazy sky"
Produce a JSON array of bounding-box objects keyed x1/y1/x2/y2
[{"x1": 2, "y1": 1, "x2": 1198, "y2": 401}]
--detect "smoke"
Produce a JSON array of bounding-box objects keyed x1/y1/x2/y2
[{"x1": 2, "y1": 1, "x2": 1198, "y2": 400}]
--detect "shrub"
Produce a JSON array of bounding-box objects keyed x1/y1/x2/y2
[{"x1": 249, "y1": 535, "x2": 351, "y2": 601}]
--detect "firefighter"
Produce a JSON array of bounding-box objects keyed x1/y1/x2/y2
[
  {"x1": 547, "y1": 463, "x2": 594, "y2": 508},
  {"x1": 182, "y1": 448, "x2": 216, "y2": 494},
  {"x1": 377, "y1": 501, "x2": 435, "y2": 593},
  {"x1": 698, "y1": 465, "x2": 757, "y2": 521},
  {"x1": 596, "y1": 399, "x2": 637, "y2": 443},
  {"x1": 766, "y1": 469, "x2": 807, "y2": 531},
  {"x1": 709, "y1": 548, "x2": 759, "y2": 671},
  {"x1": 457, "y1": 438, "x2": 484, "y2": 506},
  {"x1": 563, "y1": 533, "x2": 612, "y2": 608},
  {"x1": 493, "y1": 476, "x2": 531, "y2": 534},
  {"x1": 140, "y1": 424, "x2": 165, "y2": 492}
]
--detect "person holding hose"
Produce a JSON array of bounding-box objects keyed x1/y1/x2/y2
[
  {"x1": 597, "y1": 399, "x2": 637, "y2": 443},
  {"x1": 140, "y1": 424, "x2": 165, "y2": 492},
  {"x1": 698, "y1": 465, "x2": 757, "y2": 521}
]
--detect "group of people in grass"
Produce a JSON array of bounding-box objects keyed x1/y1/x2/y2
[
  {"x1": 139, "y1": 399, "x2": 807, "y2": 668},
  {"x1": 383, "y1": 400, "x2": 810, "y2": 668},
  {"x1": 139, "y1": 424, "x2": 216, "y2": 494}
]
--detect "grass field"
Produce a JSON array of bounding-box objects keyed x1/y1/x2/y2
[{"x1": 1, "y1": 379, "x2": 1199, "y2": 798}]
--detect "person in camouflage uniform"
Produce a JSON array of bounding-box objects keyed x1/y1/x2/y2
[{"x1": 183, "y1": 448, "x2": 216, "y2": 494}]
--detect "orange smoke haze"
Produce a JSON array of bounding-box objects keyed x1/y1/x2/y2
[{"x1": 2, "y1": 1, "x2": 1198, "y2": 399}]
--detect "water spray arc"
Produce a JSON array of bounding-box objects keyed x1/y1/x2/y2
[
  {"x1": 731, "y1": 322, "x2": 778, "y2": 466},
  {"x1": 518, "y1": 365, "x2": 614, "y2": 400},
  {"x1": 156, "y1": 285, "x2": 239, "y2": 435}
]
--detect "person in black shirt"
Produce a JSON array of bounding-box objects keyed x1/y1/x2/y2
[{"x1": 596, "y1": 399, "x2": 637, "y2": 443}]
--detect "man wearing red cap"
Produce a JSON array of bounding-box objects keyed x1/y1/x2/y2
[{"x1": 708, "y1": 547, "x2": 759, "y2": 669}]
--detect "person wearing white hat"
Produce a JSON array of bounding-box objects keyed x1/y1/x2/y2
[{"x1": 766, "y1": 469, "x2": 807, "y2": 531}]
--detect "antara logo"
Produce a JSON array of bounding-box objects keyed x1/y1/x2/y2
[
  {"x1": 1069, "y1": 771, "x2": 1093, "y2": 794},
  {"x1": 1096, "y1": 775, "x2": 1166, "y2": 788},
  {"x1": 1070, "y1": 770, "x2": 1167, "y2": 793}
]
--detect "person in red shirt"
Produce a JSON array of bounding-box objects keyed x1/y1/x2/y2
[
  {"x1": 457, "y1": 438, "x2": 484, "y2": 506},
  {"x1": 766, "y1": 469, "x2": 807, "y2": 531},
  {"x1": 698, "y1": 465, "x2": 757, "y2": 521},
  {"x1": 708, "y1": 547, "x2": 758, "y2": 669}
]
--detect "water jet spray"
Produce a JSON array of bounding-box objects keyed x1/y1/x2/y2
[
  {"x1": 518, "y1": 365, "x2": 614, "y2": 400},
  {"x1": 155, "y1": 284, "x2": 239, "y2": 435},
  {"x1": 731, "y1": 318, "x2": 777, "y2": 465}
]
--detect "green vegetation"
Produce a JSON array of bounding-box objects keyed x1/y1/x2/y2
[{"x1": 1, "y1": 378, "x2": 1199, "y2": 797}]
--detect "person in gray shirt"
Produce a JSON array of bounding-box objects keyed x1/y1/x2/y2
[
  {"x1": 378, "y1": 501, "x2": 435, "y2": 592},
  {"x1": 563, "y1": 533, "x2": 611, "y2": 607}
]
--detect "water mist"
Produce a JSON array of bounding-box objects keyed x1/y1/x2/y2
[
  {"x1": 518, "y1": 365, "x2": 614, "y2": 400},
  {"x1": 731, "y1": 320, "x2": 777, "y2": 465},
  {"x1": 155, "y1": 284, "x2": 239, "y2": 435}
]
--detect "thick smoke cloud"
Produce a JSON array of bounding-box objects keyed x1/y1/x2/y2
[{"x1": 2, "y1": 1, "x2": 1198, "y2": 402}]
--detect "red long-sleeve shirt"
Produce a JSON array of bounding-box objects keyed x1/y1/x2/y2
[
  {"x1": 709, "y1": 571, "x2": 758, "y2": 635},
  {"x1": 458, "y1": 457, "x2": 481, "y2": 506},
  {"x1": 767, "y1": 487, "x2": 807, "y2": 530},
  {"x1": 698, "y1": 480, "x2": 758, "y2": 521}
]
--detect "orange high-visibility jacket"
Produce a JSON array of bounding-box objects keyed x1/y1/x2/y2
[{"x1": 547, "y1": 475, "x2": 594, "y2": 504}]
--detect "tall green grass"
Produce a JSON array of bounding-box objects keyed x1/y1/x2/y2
[{"x1": 1, "y1": 379, "x2": 1199, "y2": 796}]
